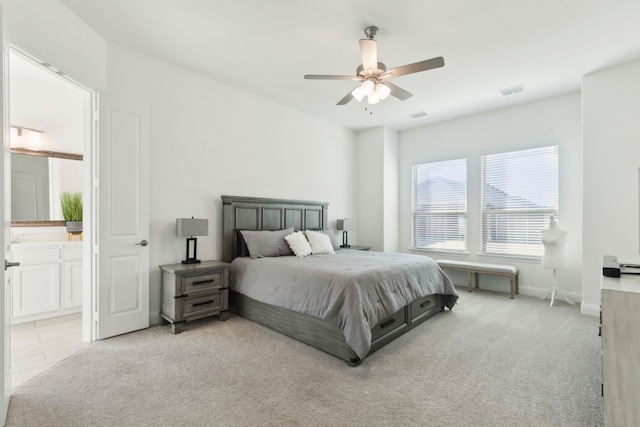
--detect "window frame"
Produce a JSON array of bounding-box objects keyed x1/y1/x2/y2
[
  {"x1": 411, "y1": 157, "x2": 468, "y2": 253},
  {"x1": 480, "y1": 145, "x2": 559, "y2": 258}
]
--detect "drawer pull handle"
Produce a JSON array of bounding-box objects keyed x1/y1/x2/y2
[
  {"x1": 380, "y1": 318, "x2": 396, "y2": 329},
  {"x1": 193, "y1": 300, "x2": 214, "y2": 307},
  {"x1": 420, "y1": 300, "x2": 432, "y2": 308},
  {"x1": 193, "y1": 279, "x2": 214, "y2": 286}
]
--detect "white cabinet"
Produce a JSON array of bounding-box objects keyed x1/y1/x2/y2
[
  {"x1": 63, "y1": 245, "x2": 83, "y2": 309},
  {"x1": 601, "y1": 275, "x2": 640, "y2": 426},
  {"x1": 10, "y1": 242, "x2": 83, "y2": 324}
]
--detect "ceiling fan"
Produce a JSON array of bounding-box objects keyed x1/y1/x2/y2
[{"x1": 304, "y1": 26, "x2": 444, "y2": 106}]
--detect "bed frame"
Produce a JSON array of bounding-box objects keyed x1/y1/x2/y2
[{"x1": 221, "y1": 195, "x2": 445, "y2": 366}]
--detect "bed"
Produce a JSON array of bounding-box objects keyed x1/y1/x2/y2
[{"x1": 221, "y1": 195, "x2": 458, "y2": 365}]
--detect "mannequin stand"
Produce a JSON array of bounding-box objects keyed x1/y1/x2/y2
[{"x1": 540, "y1": 269, "x2": 574, "y2": 307}]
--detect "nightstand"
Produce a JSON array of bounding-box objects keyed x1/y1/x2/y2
[
  {"x1": 343, "y1": 245, "x2": 371, "y2": 251},
  {"x1": 159, "y1": 260, "x2": 230, "y2": 334}
]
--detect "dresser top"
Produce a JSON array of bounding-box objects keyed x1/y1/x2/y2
[
  {"x1": 602, "y1": 273, "x2": 640, "y2": 294},
  {"x1": 159, "y1": 260, "x2": 229, "y2": 274}
]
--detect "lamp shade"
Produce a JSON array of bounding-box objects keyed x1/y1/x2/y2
[
  {"x1": 176, "y1": 218, "x2": 208, "y2": 237},
  {"x1": 336, "y1": 219, "x2": 354, "y2": 231}
]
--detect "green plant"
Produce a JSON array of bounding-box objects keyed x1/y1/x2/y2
[{"x1": 60, "y1": 192, "x2": 83, "y2": 222}]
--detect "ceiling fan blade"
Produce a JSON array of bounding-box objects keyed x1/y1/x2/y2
[
  {"x1": 385, "y1": 56, "x2": 444, "y2": 78},
  {"x1": 380, "y1": 81, "x2": 412, "y2": 101},
  {"x1": 359, "y1": 39, "x2": 378, "y2": 73},
  {"x1": 337, "y1": 91, "x2": 354, "y2": 105},
  {"x1": 304, "y1": 74, "x2": 361, "y2": 80}
]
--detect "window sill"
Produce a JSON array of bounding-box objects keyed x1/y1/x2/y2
[{"x1": 409, "y1": 247, "x2": 468, "y2": 255}]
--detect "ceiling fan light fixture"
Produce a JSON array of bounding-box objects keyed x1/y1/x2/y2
[
  {"x1": 304, "y1": 25, "x2": 444, "y2": 106},
  {"x1": 351, "y1": 86, "x2": 364, "y2": 102},
  {"x1": 361, "y1": 79, "x2": 375, "y2": 96},
  {"x1": 374, "y1": 83, "x2": 391, "y2": 100}
]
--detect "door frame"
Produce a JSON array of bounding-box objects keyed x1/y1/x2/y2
[{"x1": 6, "y1": 46, "x2": 97, "y2": 342}]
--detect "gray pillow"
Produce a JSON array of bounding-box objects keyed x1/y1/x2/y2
[{"x1": 240, "y1": 227, "x2": 294, "y2": 259}]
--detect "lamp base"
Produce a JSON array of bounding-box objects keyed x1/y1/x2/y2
[
  {"x1": 182, "y1": 237, "x2": 201, "y2": 265},
  {"x1": 342, "y1": 230, "x2": 351, "y2": 248}
]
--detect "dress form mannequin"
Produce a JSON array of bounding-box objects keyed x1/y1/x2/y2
[{"x1": 540, "y1": 216, "x2": 572, "y2": 306}]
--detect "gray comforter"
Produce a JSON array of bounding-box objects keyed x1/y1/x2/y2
[{"x1": 230, "y1": 249, "x2": 458, "y2": 359}]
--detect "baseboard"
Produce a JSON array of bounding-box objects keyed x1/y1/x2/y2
[
  {"x1": 149, "y1": 311, "x2": 161, "y2": 326},
  {"x1": 453, "y1": 284, "x2": 583, "y2": 307},
  {"x1": 580, "y1": 303, "x2": 600, "y2": 317},
  {"x1": 518, "y1": 286, "x2": 581, "y2": 304}
]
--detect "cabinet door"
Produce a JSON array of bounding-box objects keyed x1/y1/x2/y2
[
  {"x1": 12, "y1": 263, "x2": 61, "y2": 320},
  {"x1": 63, "y1": 261, "x2": 83, "y2": 309}
]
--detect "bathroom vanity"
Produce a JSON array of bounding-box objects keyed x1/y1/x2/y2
[{"x1": 9, "y1": 241, "x2": 83, "y2": 324}]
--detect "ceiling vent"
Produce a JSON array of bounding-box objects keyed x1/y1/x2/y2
[
  {"x1": 499, "y1": 84, "x2": 524, "y2": 96},
  {"x1": 409, "y1": 110, "x2": 428, "y2": 119}
]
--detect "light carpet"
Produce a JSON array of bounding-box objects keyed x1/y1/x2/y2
[{"x1": 5, "y1": 288, "x2": 603, "y2": 427}]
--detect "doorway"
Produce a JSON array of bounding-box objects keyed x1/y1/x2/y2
[{"x1": 7, "y1": 48, "x2": 94, "y2": 387}]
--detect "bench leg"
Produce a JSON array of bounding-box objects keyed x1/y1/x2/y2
[
  {"x1": 468, "y1": 271, "x2": 473, "y2": 292},
  {"x1": 510, "y1": 275, "x2": 515, "y2": 299}
]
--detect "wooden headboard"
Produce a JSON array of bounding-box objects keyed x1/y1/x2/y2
[{"x1": 221, "y1": 195, "x2": 329, "y2": 262}]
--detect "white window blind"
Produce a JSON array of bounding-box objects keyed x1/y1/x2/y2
[
  {"x1": 412, "y1": 158, "x2": 467, "y2": 251},
  {"x1": 481, "y1": 145, "x2": 558, "y2": 257}
]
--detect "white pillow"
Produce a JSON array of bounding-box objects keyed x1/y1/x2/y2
[
  {"x1": 284, "y1": 231, "x2": 312, "y2": 257},
  {"x1": 305, "y1": 229, "x2": 335, "y2": 255}
]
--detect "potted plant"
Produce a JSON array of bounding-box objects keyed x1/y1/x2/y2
[{"x1": 60, "y1": 192, "x2": 83, "y2": 234}]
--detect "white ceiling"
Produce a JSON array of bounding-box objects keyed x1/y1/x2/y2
[{"x1": 58, "y1": 0, "x2": 640, "y2": 131}]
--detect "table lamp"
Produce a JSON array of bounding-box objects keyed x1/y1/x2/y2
[
  {"x1": 336, "y1": 218, "x2": 354, "y2": 248},
  {"x1": 176, "y1": 217, "x2": 208, "y2": 264}
]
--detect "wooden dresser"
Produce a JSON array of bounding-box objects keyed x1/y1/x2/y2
[
  {"x1": 160, "y1": 260, "x2": 229, "y2": 333},
  {"x1": 601, "y1": 274, "x2": 640, "y2": 426}
]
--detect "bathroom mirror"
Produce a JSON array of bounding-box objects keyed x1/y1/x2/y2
[{"x1": 11, "y1": 147, "x2": 83, "y2": 227}]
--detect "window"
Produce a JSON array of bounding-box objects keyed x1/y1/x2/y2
[
  {"x1": 481, "y1": 146, "x2": 558, "y2": 257},
  {"x1": 412, "y1": 158, "x2": 467, "y2": 251}
]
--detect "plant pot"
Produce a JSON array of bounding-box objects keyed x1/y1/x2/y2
[{"x1": 66, "y1": 221, "x2": 83, "y2": 234}]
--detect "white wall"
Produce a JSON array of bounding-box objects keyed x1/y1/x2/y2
[
  {"x1": 356, "y1": 127, "x2": 384, "y2": 250},
  {"x1": 582, "y1": 59, "x2": 640, "y2": 315},
  {"x1": 355, "y1": 127, "x2": 399, "y2": 252},
  {"x1": 10, "y1": 70, "x2": 87, "y2": 155},
  {"x1": 398, "y1": 92, "x2": 582, "y2": 299},
  {"x1": 105, "y1": 45, "x2": 355, "y2": 320},
  {"x1": 2, "y1": 0, "x2": 107, "y2": 91},
  {"x1": 383, "y1": 128, "x2": 399, "y2": 253}
]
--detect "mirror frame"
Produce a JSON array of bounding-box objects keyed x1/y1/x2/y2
[{"x1": 10, "y1": 147, "x2": 83, "y2": 227}]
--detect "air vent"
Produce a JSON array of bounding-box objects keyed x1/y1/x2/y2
[
  {"x1": 409, "y1": 111, "x2": 427, "y2": 119},
  {"x1": 499, "y1": 84, "x2": 524, "y2": 96}
]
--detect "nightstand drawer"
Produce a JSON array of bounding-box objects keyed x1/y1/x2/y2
[
  {"x1": 183, "y1": 272, "x2": 223, "y2": 294},
  {"x1": 181, "y1": 292, "x2": 223, "y2": 318}
]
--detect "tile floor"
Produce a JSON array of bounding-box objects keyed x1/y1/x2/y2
[{"x1": 10, "y1": 313, "x2": 88, "y2": 388}]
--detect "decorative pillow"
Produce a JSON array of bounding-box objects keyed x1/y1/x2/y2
[
  {"x1": 284, "y1": 231, "x2": 312, "y2": 257},
  {"x1": 239, "y1": 227, "x2": 294, "y2": 259},
  {"x1": 305, "y1": 229, "x2": 335, "y2": 255},
  {"x1": 315, "y1": 228, "x2": 341, "y2": 250}
]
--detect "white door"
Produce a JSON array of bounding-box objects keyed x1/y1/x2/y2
[
  {"x1": 97, "y1": 94, "x2": 149, "y2": 339},
  {"x1": 0, "y1": 6, "x2": 12, "y2": 424}
]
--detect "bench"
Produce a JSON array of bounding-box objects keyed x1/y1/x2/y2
[{"x1": 436, "y1": 259, "x2": 519, "y2": 299}]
